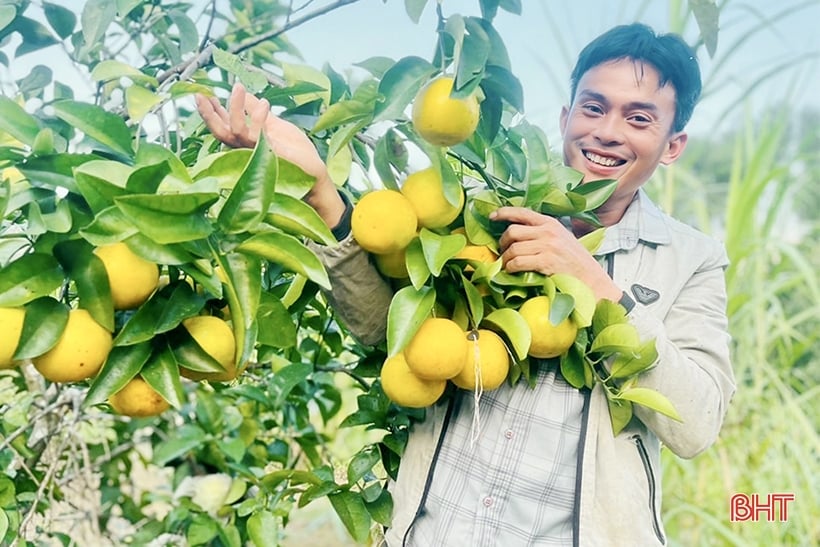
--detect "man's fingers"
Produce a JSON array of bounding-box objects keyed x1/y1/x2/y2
[
  {"x1": 490, "y1": 206, "x2": 546, "y2": 226},
  {"x1": 247, "y1": 98, "x2": 270, "y2": 144}
]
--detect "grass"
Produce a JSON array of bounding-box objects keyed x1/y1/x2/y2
[{"x1": 652, "y1": 109, "x2": 819, "y2": 546}]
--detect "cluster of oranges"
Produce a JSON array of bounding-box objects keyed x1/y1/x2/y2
[
  {"x1": 348, "y1": 76, "x2": 583, "y2": 408},
  {"x1": 0, "y1": 242, "x2": 238, "y2": 418}
]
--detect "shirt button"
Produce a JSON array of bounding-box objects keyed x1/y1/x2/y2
[
  {"x1": 504, "y1": 429, "x2": 514, "y2": 440},
  {"x1": 483, "y1": 496, "x2": 493, "y2": 507}
]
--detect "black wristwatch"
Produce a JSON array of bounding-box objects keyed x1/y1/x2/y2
[{"x1": 618, "y1": 291, "x2": 636, "y2": 313}]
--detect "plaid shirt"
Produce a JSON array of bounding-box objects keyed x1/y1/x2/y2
[{"x1": 408, "y1": 362, "x2": 586, "y2": 546}]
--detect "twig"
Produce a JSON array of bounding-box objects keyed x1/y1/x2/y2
[
  {"x1": 157, "y1": 0, "x2": 362, "y2": 86},
  {"x1": 198, "y1": 0, "x2": 219, "y2": 51},
  {"x1": 229, "y1": 0, "x2": 361, "y2": 56}
]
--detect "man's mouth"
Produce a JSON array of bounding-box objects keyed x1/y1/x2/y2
[{"x1": 583, "y1": 150, "x2": 626, "y2": 167}]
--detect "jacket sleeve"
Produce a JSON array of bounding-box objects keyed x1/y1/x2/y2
[
  {"x1": 307, "y1": 233, "x2": 394, "y2": 347},
  {"x1": 627, "y1": 242, "x2": 735, "y2": 459}
]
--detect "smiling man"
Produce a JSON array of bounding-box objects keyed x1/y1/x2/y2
[{"x1": 197, "y1": 22, "x2": 735, "y2": 547}]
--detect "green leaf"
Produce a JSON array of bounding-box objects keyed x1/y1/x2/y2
[
  {"x1": 347, "y1": 446, "x2": 381, "y2": 485},
  {"x1": 270, "y1": 363, "x2": 312, "y2": 407},
  {"x1": 11, "y1": 16, "x2": 58, "y2": 56},
  {"x1": 247, "y1": 510, "x2": 279, "y2": 547},
  {"x1": 0, "y1": 6, "x2": 16, "y2": 34},
  {"x1": 364, "y1": 487, "x2": 393, "y2": 526},
  {"x1": 115, "y1": 193, "x2": 218, "y2": 244},
  {"x1": 461, "y1": 275, "x2": 485, "y2": 327},
  {"x1": 373, "y1": 128, "x2": 407, "y2": 188},
  {"x1": 83, "y1": 342, "x2": 152, "y2": 408},
  {"x1": 481, "y1": 307, "x2": 531, "y2": 361},
  {"x1": 81, "y1": 0, "x2": 117, "y2": 50},
  {"x1": 90, "y1": 60, "x2": 158, "y2": 87},
  {"x1": 171, "y1": 327, "x2": 227, "y2": 374},
  {"x1": 551, "y1": 273, "x2": 596, "y2": 328},
  {"x1": 18, "y1": 66, "x2": 53, "y2": 101},
  {"x1": 236, "y1": 232, "x2": 330, "y2": 290},
  {"x1": 191, "y1": 148, "x2": 251, "y2": 185},
  {"x1": 136, "y1": 142, "x2": 193, "y2": 185},
  {"x1": 608, "y1": 396, "x2": 633, "y2": 436},
  {"x1": 0, "y1": 96, "x2": 40, "y2": 146},
  {"x1": 122, "y1": 233, "x2": 197, "y2": 266},
  {"x1": 168, "y1": 10, "x2": 198, "y2": 53},
  {"x1": 690, "y1": 0, "x2": 720, "y2": 58},
  {"x1": 281, "y1": 62, "x2": 331, "y2": 105},
  {"x1": 216, "y1": 251, "x2": 262, "y2": 370},
  {"x1": 590, "y1": 323, "x2": 641, "y2": 355},
  {"x1": 480, "y1": 65, "x2": 523, "y2": 112},
  {"x1": 560, "y1": 346, "x2": 586, "y2": 389},
  {"x1": 256, "y1": 292, "x2": 296, "y2": 349},
  {"x1": 14, "y1": 297, "x2": 67, "y2": 360},
  {"x1": 19, "y1": 153, "x2": 96, "y2": 194},
  {"x1": 373, "y1": 56, "x2": 436, "y2": 122},
  {"x1": 618, "y1": 387, "x2": 682, "y2": 421},
  {"x1": 328, "y1": 491, "x2": 371, "y2": 544},
  {"x1": 125, "y1": 85, "x2": 162, "y2": 122},
  {"x1": 43, "y1": 2, "x2": 76, "y2": 39},
  {"x1": 153, "y1": 424, "x2": 208, "y2": 465},
  {"x1": 419, "y1": 229, "x2": 465, "y2": 276},
  {"x1": 386, "y1": 285, "x2": 435, "y2": 356},
  {"x1": 592, "y1": 298, "x2": 628, "y2": 337},
  {"x1": 53, "y1": 239, "x2": 114, "y2": 331},
  {"x1": 312, "y1": 80, "x2": 377, "y2": 133},
  {"x1": 52, "y1": 100, "x2": 134, "y2": 159},
  {"x1": 218, "y1": 137, "x2": 277, "y2": 234},
  {"x1": 570, "y1": 177, "x2": 617, "y2": 211},
  {"x1": 141, "y1": 345, "x2": 185, "y2": 408},
  {"x1": 187, "y1": 518, "x2": 218, "y2": 546},
  {"x1": 73, "y1": 160, "x2": 132, "y2": 213},
  {"x1": 455, "y1": 18, "x2": 490, "y2": 92},
  {"x1": 276, "y1": 157, "x2": 317, "y2": 199},
  {"x1": 125, "y1": 161, "x2": 170, "y2": 194},
  {"x1": 579, "y1": 228, "x2": 606, "y2": 254},
  {"x1": 404, "y1": 237, "x2": 430, "y2": 289},
  {"x1": 114, "y1": 281, "x2": 205, "y2": 346},
  {"x1": 610, "y1": 339, "x2": 659, "y2": 379},
  {"x1": 265, "y1": 193, "x2": 336, "y2": 246},
  {"x1": 0, "y1": 253, "x2": 64, "y2": 306},
  {"x1": 404, "y1": 0, "x2": 429, "y2": 23},
  {"x1": 510, "y1": 123, "x2": 558, "y2": 206}
]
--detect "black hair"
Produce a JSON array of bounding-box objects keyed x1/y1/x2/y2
[{"x1": 569, "y1": 23, "x2": 702, "y2": 132}]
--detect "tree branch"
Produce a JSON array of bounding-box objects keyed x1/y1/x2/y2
[{"x1": 157, "y1": 0, "x2": 362, "y2": 86}]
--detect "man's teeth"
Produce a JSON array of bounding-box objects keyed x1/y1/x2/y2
[{"x1": 584, "y1": 151, "x2": 622, "y2": 167}]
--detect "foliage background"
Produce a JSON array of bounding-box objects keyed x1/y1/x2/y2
[{"x1": 0, "y1": 0, "x2": 817, "y2": 546}]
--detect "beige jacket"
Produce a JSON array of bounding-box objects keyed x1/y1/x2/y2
[{"x1": 311, "y1": 190, "x2": 735, "y2": 546}]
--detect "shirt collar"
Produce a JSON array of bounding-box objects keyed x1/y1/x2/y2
[{"x1": 594, "y1": 189, "x2": 671, "y2": 256}]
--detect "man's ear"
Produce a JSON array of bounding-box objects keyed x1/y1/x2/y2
[{"x1": 661, "y1": 131, "x2": 688, "y2": 165}]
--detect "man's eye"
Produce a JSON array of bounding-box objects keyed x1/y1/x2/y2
[
  {"x1": 629, "y1": 114, "x2": 651, "y2": 123},
  {"x1": 583, "y1": 104, "x2": 604, "y2": 114}
]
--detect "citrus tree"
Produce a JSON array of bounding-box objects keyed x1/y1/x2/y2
[{"x1": 0, "y1": 1, "x2": 720, "y2": 544}]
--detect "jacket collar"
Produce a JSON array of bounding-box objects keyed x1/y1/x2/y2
[{"x1": 594, "y1": 189, "x2": 671, "y2": 256}]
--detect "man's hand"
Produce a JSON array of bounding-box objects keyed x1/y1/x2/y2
[
  {"x1": 491, "y1": 206, "x2": 622, "y2": 302},
  {"x1": 195, "y1": 83, "x2": 345, "y2": 229}
]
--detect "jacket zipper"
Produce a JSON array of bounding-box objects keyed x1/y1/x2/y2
[
  {"x1": 401, "y1": 396, "x2": 456, "y2": 546},
  {"x1": 632, "y1": 434, "x2": 666, "y2": 544},
  {"x1": 572, "y1": 388, "x2": 592, "y2": 547}
]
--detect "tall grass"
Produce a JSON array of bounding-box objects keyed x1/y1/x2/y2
[{"x1": 654, "y1": 109, "x2": 820, "y2": 546}]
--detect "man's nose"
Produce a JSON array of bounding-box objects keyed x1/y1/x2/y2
[{"x1": 591, "y1": 115, "x2": 623, "y2": 145}]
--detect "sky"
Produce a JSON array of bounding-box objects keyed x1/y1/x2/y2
[
  {"x1": 282, "y1": 0, "x2": 820, "y2": 139},
  {"x1": 6, "y1": 0, "x2": 819, "y2": 143}
]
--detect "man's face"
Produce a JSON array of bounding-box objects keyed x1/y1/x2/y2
[{"x1": 560, "y1": 58, "x2": 687, "y2": 203}]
